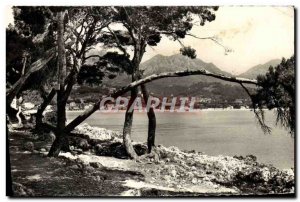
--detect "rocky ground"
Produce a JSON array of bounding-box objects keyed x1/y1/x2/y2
[{"x1": 8, "y1": 123, "x2": 295, "y2": 197}]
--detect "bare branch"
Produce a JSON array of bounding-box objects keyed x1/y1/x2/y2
[
  {"x1": 185, "y1": 33, "x2": 233, "y2": 54},
  {"x1": 176, "y1": 39, "x2": 185, "y2": 48},
  {"x1": 159, "y1": 31, "x2": 233, "y2": 55},
  {"x1": 107, "y1": 26, "x2": 129, "y2": 56},
  {"x1": 240, "y1": 83, "x2": 271, "y2": 134},
  {"x1": 84, "y1": 54, "x2": 102, "y2": 61}
]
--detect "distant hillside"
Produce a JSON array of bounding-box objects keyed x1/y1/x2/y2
[
  {"x1": 103, "y1": 54, "x2": 235, "y2": 88},
  {"x1": 78, "y1": 54, "x2": 260, "y2": 101},
  {"x1": 141, "y1": 54, "x2": 231, "y2": 76},
  {"x1": 238, "y1": 59, "x2": 281, "y2": 79}
]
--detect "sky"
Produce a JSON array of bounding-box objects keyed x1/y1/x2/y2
[{"x1": 5, "y1": 6, "x2": 294, "y2": 75}]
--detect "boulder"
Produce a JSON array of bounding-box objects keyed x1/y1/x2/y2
[
  {"x1": 74, "y1": 123, "x2": 121, "y2": 142},
  {"x1": 89, "y1": 162, "x2": 103, "y2": 169},
  {"x1": 78, "y1": 139, "x2": 90, "y2": 151}
]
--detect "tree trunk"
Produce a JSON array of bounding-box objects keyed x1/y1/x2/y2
[
  {"x1": 6, "y1": 116, "x2": 13, "y2": 196},
  {"x1": 140, "y1": 84, "x2": 156, "y2": 153},
  {"x1": 123, "y1": 87, "x2": 138, "y2": 159},
  {"x1": 48, "y1": 89, "x2": 69, "y2": 156},
  {"x1": 35, "y1": 88, "x2": 56, "y2": 132},
  {"x1": 48, "y1": 11, "x2": 69, "y2": 157}
]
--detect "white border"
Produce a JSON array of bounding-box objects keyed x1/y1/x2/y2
[{"x1": 0, "y1": 1, "x2": 298, "y2": 201}]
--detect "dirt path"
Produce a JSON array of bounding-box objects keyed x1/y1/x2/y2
[
  {"x1": 9, "y1": 131, "x2": 144, "y2": 197},
  {"x1": 8, "y1": 127, "x2": 294, "y2": 197},
  {"x1": 8, "y1": 130, "x2": 237, "y2": 197}
]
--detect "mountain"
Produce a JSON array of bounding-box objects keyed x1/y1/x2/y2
[
  {"x1": 238, "y1": 59, "x2": 281, "y2": 79},
  {"x1": 102, "y1": 54, "x2": 234, "y2": 89},
  {"x1": 86, "y1": 54, "x2": 259, "y2": 99},
  {"x1": 141, "y1": 54, "x2": 231, "y2": 76}
]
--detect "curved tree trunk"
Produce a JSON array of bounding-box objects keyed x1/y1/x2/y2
[
  {"x1": 64, "y1": 69, "x2": 258, "y2": 134},
  {"x1": 123, "y1": 87, "x2": 138, "y2": 159},
  {"x1": 140, "y1": 84, "x2": 156, "y2": 153}
]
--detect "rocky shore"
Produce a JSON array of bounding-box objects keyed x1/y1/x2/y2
[
  {"x1": 9, "y1": 123, "x2": 295, "y2": 196},
  {"x1": 66, "y1": 123, "x2": 295, "y2": 196}
]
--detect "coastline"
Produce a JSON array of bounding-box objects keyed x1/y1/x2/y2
[
  {"x1": 8, "y1": 123, "x2": 294, "y2": 196},
  {"x1": 66, "y1": 124, "x2": 295, "y2": 195},
  {"x1": 65, "y1": 108, "x2": 264, "y2": 113},
  {"x1": 23, "y1": 107, "x2": 273, "y2": 115}
]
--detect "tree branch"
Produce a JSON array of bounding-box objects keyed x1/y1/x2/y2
[
  {"x1": 185, "y1": 33, "x2": 233, "y2": 53},
  {"x1": 107, "y1": 26, "x2": 129, "y2": 56},
  {"x1": 240, "y1": 83, "x2": 271, "y2": 133},
  {"x1": 6, "y1": 48, "x2": 56, "y2": 105},
  {"x1": 84, "y1": 54, "x2": 102, "y2": 61}
]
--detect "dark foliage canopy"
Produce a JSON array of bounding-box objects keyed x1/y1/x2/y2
[{"x1": 253, "y1": 56, "x2": 295, "y2": 135}]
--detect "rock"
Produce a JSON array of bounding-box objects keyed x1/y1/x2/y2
[
  {"x1": 40, "y1": 148, "x2": 47, "y2": 152},
  {"x1": 163, "y1": 175, "x2": 172, "y2": 183},
  {"x1": 78, "y1": 139, "x2": 90, "y2": 151},
  {"x1": 23, "y1": 142, "x2": 34, "y2": 151},
  {"x1": 95, "y1": 144, "x2": 104, "y2": 154},
  {"x1": 245, "y1": 154, "x2": 257, "y2": 162},
  {"x1": 73, "y1": 148, "x2": 83, "y2": 154},
  {"x1": 84, "y1": 165, "x2": 95, "y2": 173},
  {"x1": 261, "y1": 167, "x2": 271, "y2": 181},
  {"x1": 233, "y1": 155, "x2": 244, "y2": 160},
  {"x1": 44, "y1": 111, "x2": 56, "y2": 125},
  {"x1": 89, "y1": 162, "x2": 103, "y2": 169},
  {"x1": 206, "y1": 170, "x2": 212, "y2": 175},
  {"x1": 170, "y1": 169, "x2": 177, "y2": 177},
  {"x1": 74, "y1": 123, "x2": 121, "y2": 142},
  {"x1": 69, "y1": 164, "x2": 80, "y2": 170},
  {"x1": 134, "y1": 144, "x2": 147, "y2": 156},
  {"x1": 12, "y1": 182, "x2": 34, "y2": 196},
  {"x1": 23, "y1": 102, "x2": 35, "y2": 110},
  {"x1": 282, "y1": 168, "x2": 294, "y2": 177},
  {"x1": 192, "y1": 178, "x2": 197, "y2": 184},
  {"x1": 32, "y1": 150, "x2": 39, "y2": 154}
]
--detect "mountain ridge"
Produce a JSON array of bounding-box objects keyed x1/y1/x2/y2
[
  {"x1": 103, "y1": 54, "x2": 281, "y2": 88},
  {"x1": 238, "y1": 59, "x2": 281, "y2": 79},
  {"x1": 141, "y1": 53, "x2": 232, "y2": 76}
]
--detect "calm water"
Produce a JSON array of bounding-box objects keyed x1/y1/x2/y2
[{"x1": 67, "y1": 110, "x2": 294, "y2": 169}]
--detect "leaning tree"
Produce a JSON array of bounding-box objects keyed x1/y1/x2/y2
[
  {"x1": 8, "y1": 6, "x2": 294, "y2": 159},
  {"x1": 6, "y1": 7, "x2": 57, "y2": 122},
  {"x1": 96, "y1": 6, "x2": 224, "y2": 158},
  {"x1": 46, "y1": 7, "x2": 121, "y2": 156},
  {"x1": 6, "y1": 7, "x2": 122, "y2": 156}
]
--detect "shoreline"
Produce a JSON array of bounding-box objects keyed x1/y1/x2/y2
[
  {"x1": 64, "y1": 109, "x2": 293, "y2": 170},
  {"x1": 24, "y1": 108, "x2": 274, "y2": 114},
  {"x1": 8, "y1": 123, "x2": 295, "y2": 196},
  {"x1": 69, "y1": 123, "x2": 295, "y2": 195},
  {"x1": 66, "y1": 108, "x2": 265, "y2": 113}
]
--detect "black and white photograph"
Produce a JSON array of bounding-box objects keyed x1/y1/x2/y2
[{"x1": 5, "y1": 4, "x2": 295, "y2": 197}]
